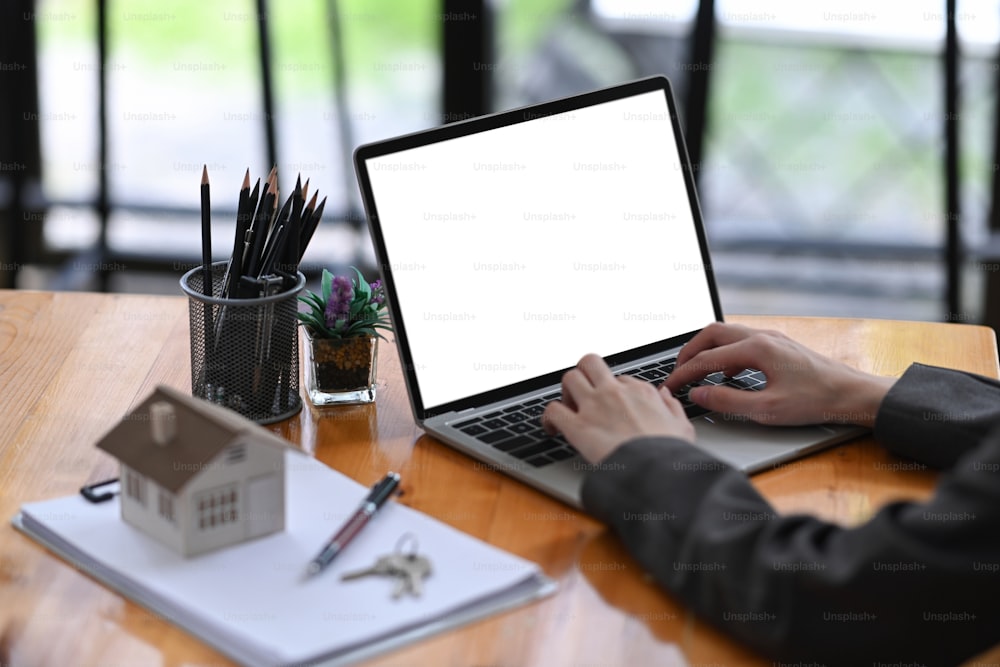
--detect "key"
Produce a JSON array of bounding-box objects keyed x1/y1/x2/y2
[
  {"x1": 340, "y1": 553, "x2": 407, "y2": 582},
  {"x1": 340, "y1": 533, "x2": 432, "y2": 599},
  {"x1": 393, "y1": 553, "x2": 432, "y2": 598}
]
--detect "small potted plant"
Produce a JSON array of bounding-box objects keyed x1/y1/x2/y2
[{"x1": 297, "y1": 267, "x2": 392, "y2": 405}]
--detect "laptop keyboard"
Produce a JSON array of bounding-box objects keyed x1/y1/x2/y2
[{"x1": 451, "y1": 360, "x2": 768, "y2": 469}]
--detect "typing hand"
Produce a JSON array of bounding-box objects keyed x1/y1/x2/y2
[
  {"x1": 543, "y1": 354, "x2": 695, "y2": 463},
  {"x1": 664, "y1": 322, "x2": 896, "y2": 427}
]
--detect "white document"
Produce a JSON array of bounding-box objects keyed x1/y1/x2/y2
[{"x1": 14, "y1": 449, "x2": 556, "y2": 667}]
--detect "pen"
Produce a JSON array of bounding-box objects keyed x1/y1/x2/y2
[{"x1": 305, "y1": 472, "x2": 401, "y2": 578}]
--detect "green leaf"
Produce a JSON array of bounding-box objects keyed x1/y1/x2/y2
[
  {"x1": 300, "y1": 292, "x2": 325, "y2": 313},
  {"x1": 321, "y1": 269, "x2": 333, "y2": 305},
  {"x1": 352, "y1": 266, "x2": 372, "y2": 301}
]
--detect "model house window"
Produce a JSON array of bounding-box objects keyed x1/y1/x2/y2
[
  {"x1": 125, "y1": 470, "x2": 146, "y2": 507},
  {"x1": 157, "y1": 490, "x2": 175, "y2": 524},
  {"x1": 224, "y1": 444, "x2": 246, "y2": 465},
  {"x1": 195, "y1": 484, "x2": 239, "y2": 531}
]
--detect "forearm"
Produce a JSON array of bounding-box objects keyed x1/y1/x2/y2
[
  {"x1": 582, "y1": 437, "x2": 1000, "y2": 666},
  {"x1": 874, "y1": 363, "x2": 1000, "y2": 468}
]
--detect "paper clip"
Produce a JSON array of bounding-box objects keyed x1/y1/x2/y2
[{"x1": 80, "y1": 478, "x2": 120, "y2": 504}]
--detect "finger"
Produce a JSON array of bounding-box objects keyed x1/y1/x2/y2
[
  {"x1": 561, "y1": 367, "x2": 597, "y2": 410},
  {"x1": 666, "y1": 338, "x2": 762, "y2": 391},
  {"x1": 689, "y1": 385, "x2": 775, "y2": 424},
  {"x1": 542, "y1": 400, "x2": 577, "y2": 438},
  {"x1": 541, "y1": 401, "x2": 561, "y2": 435},
  {"x1": 658, "y1": 384, "x2": 688, "y2": 419},
  {"x1": 577, "y1": 353, "x2": 617, "y2": 388},
  {"x1": 675, "y1": 322, "x2": 753, "y2": 367},
  {"x1": 559, "y1": 368, "x2": 581, "y2": 412}
]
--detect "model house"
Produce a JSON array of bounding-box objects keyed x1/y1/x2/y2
[{"x1": 96, "y1": 385, "x2": 289, "y2": 557}]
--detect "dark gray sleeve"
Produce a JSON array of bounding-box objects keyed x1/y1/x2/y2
[
  {"x1": 874, "y1": 362, "x2": 1000, "y2": 468},
  {"x1": 582, "y1": 434, "x2": 1000, "y2": 666}
]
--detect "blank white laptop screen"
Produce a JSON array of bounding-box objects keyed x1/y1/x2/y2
[{"x1": 364, "y1": 89, "x2": 717, "y2": 410}]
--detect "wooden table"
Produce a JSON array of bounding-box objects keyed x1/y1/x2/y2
[{"x1": 1, "y1": 289, "x2": 998, "y2": 667}]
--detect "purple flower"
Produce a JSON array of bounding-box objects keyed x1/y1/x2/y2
[
  {"x1": 324, "y1": 275, "x2": 354, "y2": 330},
  {"x1": 370, "y1": 280, "x2": 385, "y2": 307}
]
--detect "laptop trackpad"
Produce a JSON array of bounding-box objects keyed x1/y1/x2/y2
[{"x1": 691, "y1": 415, "x2": 861, "y2": 473}]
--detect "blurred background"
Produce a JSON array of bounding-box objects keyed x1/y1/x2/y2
[{"x1": 1, "y1": 0, "x2": 999, "y2": 329}]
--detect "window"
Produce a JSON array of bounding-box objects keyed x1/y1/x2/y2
[
  {"x1": 157, "y1": 489, "x2": 175, "y2": 523},
  {"x1": 29, "y1": 0, "x2": 440, "y2": 288},
  {"x1": 224, "y1": 444, "x2": 246, "y2": 465},
  {"x1": 125, "y1": 469, "x2": 146, "y2": 507},
  {"x1": 195, "y1": 483, "x2": 239, "y2": 531}
]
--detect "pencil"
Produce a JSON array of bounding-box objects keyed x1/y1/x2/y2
[
  {"x1": 223, "y1": 168, "x2": 252, "y2": 299},
  {"x1": 201, "y1": 165, "x2": 213, "y2": 294},
  {"x1": 200, "y1": 165, "x2": 214, "y2": 387},
  {"x1": 246, "y1": 168, "x2": 277, "y2": 279},
  {"x1": 267, "y1": 181, "x2": 295, "y2": 259},
  {"x1": 259, "y1": 224, "x2": 287, "y2": 278},
  {"x1": 245, "y1": 168, "x2": 273, "y2": 274},
  {"x1": 270, "y1": 175, "x2": 303, "y2": 411},
  {"x1": 242, "y1": 177, "x2": 261, "y2": 273},
  {"x1": 299, "y1": 195, "x2": 326, "y2": 262},
  {"x1": 285, "y1": 175, "x2": 304, "y2": 274},
  {"x1": 264, "y1": 166, "x2": 279, "y2": 230}
]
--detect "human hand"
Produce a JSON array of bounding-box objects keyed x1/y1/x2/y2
[
  {"x1": 664, "y1": 322, "x2": 896, "y2": 427},
  {"x1": 543, "y1": 353, "x2": 695, "y2": 463}
]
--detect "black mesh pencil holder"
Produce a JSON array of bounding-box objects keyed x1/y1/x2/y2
[{"x1": 180, "y1": 261, "x2": 306, "y2": 424}]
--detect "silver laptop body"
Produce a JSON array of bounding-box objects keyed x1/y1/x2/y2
[{"x1": 354, "y1": 76, "x2": 864, "y2": 508}]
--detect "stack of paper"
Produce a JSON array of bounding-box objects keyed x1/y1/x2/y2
[{"x1": 14, "y1": 450, "x2": 555, "y2": 667}]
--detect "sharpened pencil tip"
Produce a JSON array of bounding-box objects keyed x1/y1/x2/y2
[
  {"x1": 242, "y1": 168, "x2": 250, "y2": 189},
  {"x1": 201, "y1": 164, "x2": 209, "y2": 185}
]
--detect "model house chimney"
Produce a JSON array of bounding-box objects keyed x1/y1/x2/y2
[{"x1": 150, "y1": 401, "x2": 176, "y2": 446}]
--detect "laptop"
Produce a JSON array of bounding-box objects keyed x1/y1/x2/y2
[{"x1": 353, "y1": 75, "x2": 864, "y2": 508}]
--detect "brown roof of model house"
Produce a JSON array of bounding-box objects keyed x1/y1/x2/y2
[{"x1": 96, "y1": 385, "x2": 290, "y2": 493}]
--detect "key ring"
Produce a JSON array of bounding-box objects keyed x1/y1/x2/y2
[{"x1": 395, "y1": 532, "x2": 419, "y2": 558}]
